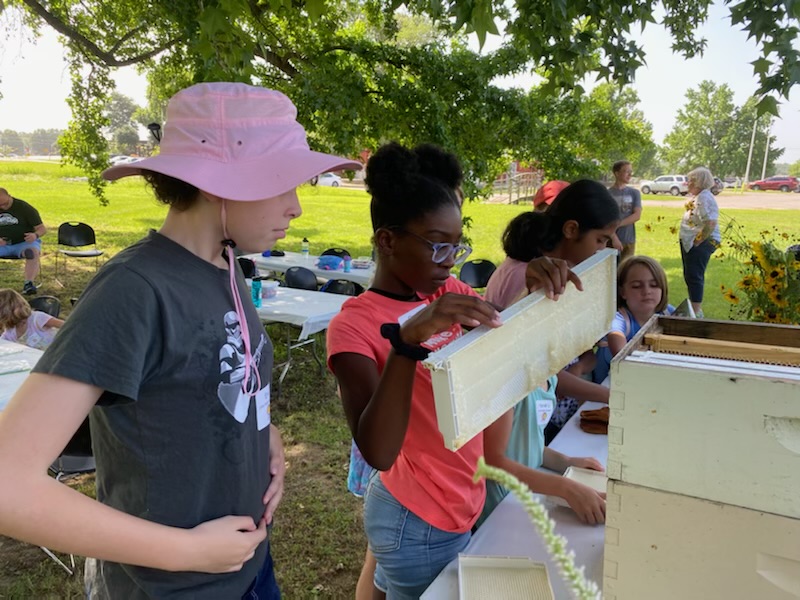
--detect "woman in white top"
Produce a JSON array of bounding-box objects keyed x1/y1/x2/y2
[
  {"x1": 679, "y1": 167, "x2": 721, "y2": 317},
  {"x1": 0, "y1": 289, "x2": 63, "y2": 350}
]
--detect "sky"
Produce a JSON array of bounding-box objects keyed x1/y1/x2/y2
[{"x1": 1, "y1": 3, "x2": 799, "y2": 164}]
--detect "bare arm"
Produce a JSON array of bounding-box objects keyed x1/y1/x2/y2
[
  {"x1": 609, "y1": 232, "x2": 623, "y2": 252},
  {"x1": 556, "y1": 370, "x2": 609, "y2": 404},
  {"x1": 44, "y1": 317, "x2": 65, "y2": 329},
  {"x1": 695, "y1": 219, "x2": 718, "y2": 245},
  {"x1": 331, "y1": 351, "x2": 417, "y2": 471},
  {"x1": 24, "y1": 224, "x2": 47, "y2": 244},
  {"x1": 0, "y1": 374, "x2": 266, "y2": 573},
  {"x1": 332, "y1": 293, "x2": 502, "y2": 471},
  {"x1": 484, "y1": 408, "x2": 605, "y2": 524},
  {"x1": 618, "y1": 206, "x2": 642, "y2": 228},
  {"x1": 607, "y1": 331, "x2": 627, "y2": 357}
]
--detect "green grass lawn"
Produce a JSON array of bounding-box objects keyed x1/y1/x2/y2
[{"x1": 1, "y1": 161, "x2": 798, "y2": 597}]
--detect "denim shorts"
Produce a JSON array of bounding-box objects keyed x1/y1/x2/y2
[
  {"x1": 0, "y1": 238, "x2": 41, "y2": 259},
  {"x1": 364, "y1": 473, "x2": 471, "y2": 600}
]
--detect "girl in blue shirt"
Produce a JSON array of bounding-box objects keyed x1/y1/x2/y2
[{"x1": 594, "y1": 255, "x2": 674, "y2": 383}]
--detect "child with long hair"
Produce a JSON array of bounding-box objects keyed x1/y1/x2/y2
[
  {"x1": 0, "y1": 289, "x2": 63, "y2": 350},
  {"x1": 593, "y1": 255, "x2": 674, "y2": 383},
  {"x1": 486, "y1": 180, "x2": 620, "y2": 442},
  {"x1": 479, "y1": 180, "x2": 620, "y2": 524},
  {"x1": 327, "y1": 141, "x2": 511, "y2": 599}
]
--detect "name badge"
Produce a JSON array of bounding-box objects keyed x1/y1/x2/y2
[{"x1": 536, "y1": 399, "x2": 554, "y2": 426}]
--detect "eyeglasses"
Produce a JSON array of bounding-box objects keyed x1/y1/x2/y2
[{"x1": 394, "y1": 228, "x2": 472, "y2": 265}]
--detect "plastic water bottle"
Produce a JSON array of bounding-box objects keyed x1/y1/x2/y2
[
  {"x1": 251, "y1": 277, "x2": 262, "y2": 308},
  {"x1": 301, "y1": 237, "x2": 310, "y2": 260},
  {"x1": 343, "y1": 256, "x2": 352, "y2": 273}
]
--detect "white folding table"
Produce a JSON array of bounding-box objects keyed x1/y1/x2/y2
[
  {"x1": 421, "y1": 401, "x2": 609, "y2": 600},
  {"x1": 257, "y1": 287, "x2": 349, "y2": 340},
  {"x1": 257, "y1": 287, "x2": 349, "y2": 397},
  {"x1": 0, "y1": 339, "x2": 43, "y2": 413},
  {"x1": 244, "y1": 251, "x2": 375, "y2": 286}
]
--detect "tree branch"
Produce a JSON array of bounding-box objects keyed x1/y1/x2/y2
[{"x1": 21, "y1": 0, "x2": 181, "y2": 67}]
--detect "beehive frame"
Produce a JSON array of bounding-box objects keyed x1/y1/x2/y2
[{"x1": 423, "y1": 249, "x2": 616, "y2": 450}]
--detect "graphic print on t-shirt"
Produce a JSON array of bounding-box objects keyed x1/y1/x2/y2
[
  {"x1": 217, "y1": 310, "x2": 271, "y2": 430},
  {"x1": 0, "y1": 213, "x2": 19, "y2": 226}
]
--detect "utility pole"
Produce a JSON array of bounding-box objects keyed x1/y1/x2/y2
[
  {"x1": 760, "y1": 119, "x2": 771, "y2": 180},
  {"x1": 743, "y1": 116, "x2": 758, "y2": 191}
]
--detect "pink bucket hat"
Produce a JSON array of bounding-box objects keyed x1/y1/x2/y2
[
  {"x1": 533, "y1": 180, "x2": 570, "y2": 207},
  {"x1": 103, "y1": 82, "x2": 362, "y2": 201}
]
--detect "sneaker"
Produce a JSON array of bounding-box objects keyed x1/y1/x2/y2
[{"x1": 22, "y1": 281, "x2": 37, "y2": 296}]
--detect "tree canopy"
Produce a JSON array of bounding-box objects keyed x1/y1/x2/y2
[
  {"x1": 662, "y1": 81, "x2": 783, "y2": 177},
  {"x1": 2, "y1": 0, "x2": 797, "y2": 201}
]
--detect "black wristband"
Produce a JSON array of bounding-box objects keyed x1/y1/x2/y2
[{"x1": 380, "y1": 323, "x2": 430, "y2": 361}]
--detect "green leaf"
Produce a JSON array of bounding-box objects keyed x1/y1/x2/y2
[
  {"x1": 751, "y1": 57, "x2": 772, "y2": 76},
  {"x1": 306, "y1": 0, "x2": 326, "y2": 21},
  {"x1": 756, "y1": 95, "x2": 780, "y2": 117}
]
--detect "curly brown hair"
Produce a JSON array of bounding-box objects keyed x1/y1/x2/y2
[
  {"x1": 0, "y1": 289, "x2": 31, "y2": 331},
  {"x1": 141, "y1": 170, "x2": 201, "y2": 211}
]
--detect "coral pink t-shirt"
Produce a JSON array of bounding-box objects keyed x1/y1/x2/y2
[
  {"x1": 484, "y1": 258, "x2": 528, "y2": 310},
  {"x1": 327, "y1": 277, "x2": 485, "y2": 533}
]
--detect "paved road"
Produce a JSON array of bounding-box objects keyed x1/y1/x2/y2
[
  {"x1": 643, "y1": 191, "x2": 800, "y2": 210},
  {"x1": 340, "y1": 180, "x2": 800, "y2": 210}
]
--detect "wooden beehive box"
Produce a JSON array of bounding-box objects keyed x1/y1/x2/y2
[
  {"x1": 604, "y1": 481, "x2": 800, "y2": 600},
  {"x1": 607, "y1": 316, "x2": 800, "y2": 519}
]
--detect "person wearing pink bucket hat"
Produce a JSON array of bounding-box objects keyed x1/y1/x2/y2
[{"x1": 0, "y1": 82, "x2": 359, "y2": 599}]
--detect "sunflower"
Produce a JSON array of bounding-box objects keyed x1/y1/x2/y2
[
  {"x1": 737, "y1": 275, "x2": 758, "y2": 290},
  {"x1": 768, "y1": 289, "x2": 789, "y2": 308},
  {"x1": 750, "y1": 241, "x2": 770, "y2": 270},
  {"x1": 764, "y1": 265, "x2": 786, "y2": 283},
  {"x1": 722, "y1": 288, "x2": 740, "y2": 304}
]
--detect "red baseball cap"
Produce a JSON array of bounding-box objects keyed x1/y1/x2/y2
[{"x1": 533, "y1": 180, "x2": 570, "y2": 207}]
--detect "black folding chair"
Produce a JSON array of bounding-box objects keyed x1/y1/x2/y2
[
  {"x1": 29, "y1": 295, "x2": 61, "y2": 318},
  {"x1": 320, "y1": 279, "x2": 364, "y2": 296},
  {"x1": 55, "y1": 222, "x2": 104, "y2": 282},
  {"x1": 320, "y1": 247, "x2": 351, "y2": 259},
  {"x1": 459, "y1": 259, "x2": 497, "y2": 289},
  {"x1": 237, "y1": 257, "x2": 257, "y2": 279},
  {"x1": 285, "y1": 266, "x2": 318, "y2": 290}
]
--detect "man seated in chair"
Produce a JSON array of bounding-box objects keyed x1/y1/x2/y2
[{"x1": 0, "y1": 188, "x2": 47, "y2": 296}]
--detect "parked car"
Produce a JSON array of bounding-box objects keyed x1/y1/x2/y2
[
  {"x1": 723, "y1": 177, "x2": 739, "y2": 188},
  {"x1": 639, "y1": 175, "x2": 689, "y2": 196},
  {"x1": 317, "y1": 172, "x2": 342, "y2": 187},
  {"x1": 748, "y1": 176, "x2": 799, "y2": 192},
  {"x1": 108, "y1": 155, "x2": 140, "y2": 165}
]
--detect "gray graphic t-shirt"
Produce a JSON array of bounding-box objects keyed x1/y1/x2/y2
[
  {"x1": 607, "y1": 186, "x2": 642, "y2": 244},
  {"x1": 34, "y1": 231, "x2": 273, "y2": 599}
]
